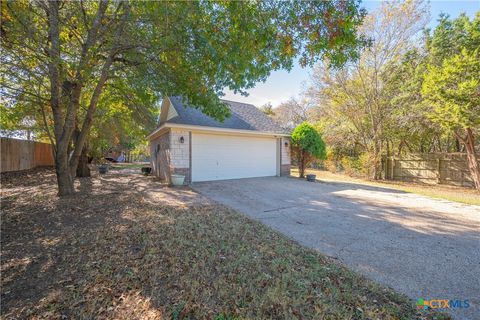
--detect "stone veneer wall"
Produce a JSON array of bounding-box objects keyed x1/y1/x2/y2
[
  {"x1": 169, "y1": 129, "x2": 191, "y2": 184},
  {"x1": 150, "y1": 132, "x2": 171, "y2": 182},
  {"x1": 281, "y1": 137, "x2": 291, "y2": 176}
]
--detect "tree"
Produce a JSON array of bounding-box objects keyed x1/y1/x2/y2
[
  {"x1": 379, "y1": 12, "x2": 480, "y2": 159},
  {"x1": 307, "y1": 0, "x2": 429, "y2": 179},
  {"x1": 425, "y1": 13, "x2": 480, "y2": 66},
  {"x1": 260, "y1": 102, "x2": 275, "y2": 116},
  {"x1": 1, "y1": 0, "x2": 366, "y2": 196},
  {"x1": 272, "y1": 97, "x2": 312, "y2": 131},
  {"x1": 422, "y1": 49, "x2": 480, "y2": 189},
  {"x1": 420, "y1": 12, "x2": 480, "y2": 189},
  {"x1": 383, "y1": 49, "x2": 443, "y2": 155},
  {"x1": 291, "y1": 122, "x2": 326, "y2": 178},
  {"x1": 87, "y1": 81, "x2": 158, "y2": 160}
]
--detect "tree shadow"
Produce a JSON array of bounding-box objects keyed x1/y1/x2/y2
[
  {"x1": 191, "y1": 176, "x2": 479, "y2": 320},
  {"x1": 1, "y1": 168, "x2": 210, "y2": 318},
  {"x1": 2, "y1": 170, "x2": 470, "y2": 319}
]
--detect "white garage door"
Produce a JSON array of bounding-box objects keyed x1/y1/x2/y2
[{"x1": 192, "y1": 133, "x2": 278, "y2": 182}]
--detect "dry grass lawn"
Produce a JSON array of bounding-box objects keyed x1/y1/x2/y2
[
  {"x1": 1, "y1": 168, "x2": 447, "y2": 319},
  {"x1": 292, "y1": 167, "x2": 480, "y2": 206}
]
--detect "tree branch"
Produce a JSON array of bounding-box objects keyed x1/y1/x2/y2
[
  {"x1": 46, "y1": 0, "x2": 63, "y2": 143},
  {"x1": 69, "y1": 1, "x2": 131, "y2": 174}
]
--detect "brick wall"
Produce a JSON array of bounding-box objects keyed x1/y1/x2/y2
[
  {"x1": 152, "y1": 130, "x2": 289, "y2": 183},
  {"x1": 169, "y1": 129, "x2": 191, "y2": 184},
  {"x1": 280, "y1": 137, "x2": 291, "y2": 176}
]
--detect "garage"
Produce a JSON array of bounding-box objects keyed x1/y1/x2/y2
[
  {"x1": 192, "y1": 133, "x2": 278, "y2": 182},
  {"x1": 147, "y1": 96, "x2": 291, "y2": 184}
]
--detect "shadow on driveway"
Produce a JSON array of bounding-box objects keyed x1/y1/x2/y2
[{"x1": 192, "y1": 176, "x2": 480, "y2": 320}]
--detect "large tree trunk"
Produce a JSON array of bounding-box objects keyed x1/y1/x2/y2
[
  {"x1": 298, "y1": 150, "x2": 305, "y2": 178},
  {"x1": 76, "y1": 144, "x2": 91, "y2": 177},
  {"x1": 371, "y1": 140, "x2": 382, "y2": 180},
  {"x1": 47, "y1": 1, "x2": 75, "y2": 197},
  {"x1": 455, "y1": 137, "x2": 462, "y2": 152},
  {"x1": 463, "y1": 128, "x2": 480, "y2": 190},
  {"x1": 68, "y1": 4, "x2": 130, "y2": 180},
  {"x1": 55, "y1": 153, "x2": 74, "y2": 196},
  {"x1": 44, "y1": 1, "x2": 128, "y2": 196}
]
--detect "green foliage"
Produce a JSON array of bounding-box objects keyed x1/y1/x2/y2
[
  {"x1": 260, "y1": 102, "x2": 275, "y2": 116},
  {"x1": 88, "y1": 84, "x2": 158, "y2": 158},
  {"x1": 425, "y1": 12, "x2": 480, "y2": 65},
  {"x1": 291, "y1": 122, "x2": 327, "y2": 177},
  {"x1": 340, "y1": 156, "x2": 362, "y2": 176},
  {"x1": 383, "y1": 48, "x2": 440, "y2": 153},
  {"x1": 291, "y1": 122, "x2": 327, "y2": 160},
  {"x1": 307, "y1": 1, "x2": 430, "y2": 179},
  {"x1": 307, "y1": 5, "x2": 480, "y2": 183},
  {"x1": 129, "y1": 141, "x2": 150, "y2": 161},
  {"x1": 0, "y1": 103, "x2": 28, "y2": 132},
  {"x1": 324, "y1": 147, "x2": 339, "y2": 173},
  {"x1": 421, "y1": 12, "x2": 480, "y2": 134},
  {"x1": 1, "y1": 0, "x2": 366, "y2": 155},
  {"x1": 124, "y1": 0, "x2": 367, "y2": 120},
  {"x1": 422, "y1": 49, "x2": 480, "y2": 132},
  {"x1": 171, "y1": 302, "x2": 186, "y2": 320}
]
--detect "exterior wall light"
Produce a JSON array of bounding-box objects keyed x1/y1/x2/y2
[
  {"x1": 180, "y1": 136, "x2": 185, "y2": 143},
  {"x1": 284, "y1": 141, "x2": 288, "y2": 147}
]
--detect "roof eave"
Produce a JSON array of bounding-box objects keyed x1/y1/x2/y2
[{"x1": 146, "y1": 122, "x2": 290, "y2": 140}]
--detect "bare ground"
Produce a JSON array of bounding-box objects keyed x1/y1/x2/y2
[{"x1": 1, "y1": 168, "x2": 444, "y2": 319}]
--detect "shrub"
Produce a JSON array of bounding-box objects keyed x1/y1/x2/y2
[
  {"x1": 340, "y1": 156, "x2": 360, "y2": 176},
  {"x1": 359, "y1": 152, "x2": 378, "y2": 179},
  {"x1": 338, "y1": 153, "x2": 377, "y2": 178},
  {"x1": 324, "y1": 148, "x2": 338, "y2": 173},
  {"x1": 291, "y1": 122, "x2": 326, "y2": 178}
]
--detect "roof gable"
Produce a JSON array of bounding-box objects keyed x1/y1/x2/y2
[
  {"x1": 158, "y1": 98, "x2": 178, "y2": 123},
  {"x1": 164, "y1": 96, "x2": 287, "y2": 134}
]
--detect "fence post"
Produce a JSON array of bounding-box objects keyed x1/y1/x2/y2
[
  {"x1": 437, "y1": 158, "x2": 442, "y2": 184},
  {"x1": 381, "y1": 156, "x2": 385, "y2": 180},
  {"x1": 390, "y1": 156, "x2": 395, "y2": 180}
]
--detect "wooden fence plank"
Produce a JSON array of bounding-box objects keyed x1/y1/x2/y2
[
  {"x1": 384, "y1": 153, "x2": 480, "y2": 188},
  {"x1": 1, "y1": 138, "x2": 54, "y2": 173}
]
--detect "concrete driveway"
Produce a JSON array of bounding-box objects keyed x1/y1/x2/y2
[{"x1": 192, "y1": 177, "x2": 480, "y2": 320}]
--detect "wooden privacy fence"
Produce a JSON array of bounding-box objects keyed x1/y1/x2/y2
[
  {"x1": 1, "y1": 137, "x2": 54, "y2": 173},
  {"x1": 384, "y1": 153, "x2": 480, "y2": 188}
]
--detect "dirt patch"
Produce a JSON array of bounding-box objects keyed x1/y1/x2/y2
[{"x1": 1, "y1": 168, "x2": 445, "y2": 319}]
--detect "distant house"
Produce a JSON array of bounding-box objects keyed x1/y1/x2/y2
[{"x1": 147, "y1": 96, "x2": 291, "y2": 184}]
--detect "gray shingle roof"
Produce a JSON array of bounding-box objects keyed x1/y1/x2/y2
[{"x1": 165, "y1": 96, "x2": 288, "y2": 134}]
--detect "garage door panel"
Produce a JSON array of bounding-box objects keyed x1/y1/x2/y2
[{"x1": 192, "y1": 133, "x2": 277, "y2": 182}]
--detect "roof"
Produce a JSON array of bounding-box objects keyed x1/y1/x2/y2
[{"x1": 164, "y1": 96, "x2": 288, "y2": 134}]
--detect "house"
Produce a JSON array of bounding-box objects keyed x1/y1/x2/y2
[{"x1": 147, "y1": 96, "x2": 291, "y2": 184}]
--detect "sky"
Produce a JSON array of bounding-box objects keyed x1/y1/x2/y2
[{"x1": 223, "y1": 0, "x2": 480, "y2": 108}]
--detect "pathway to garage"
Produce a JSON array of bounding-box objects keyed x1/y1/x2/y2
[{"x1": 192, "y1": 177, "x2": 480, "y2": 320}]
